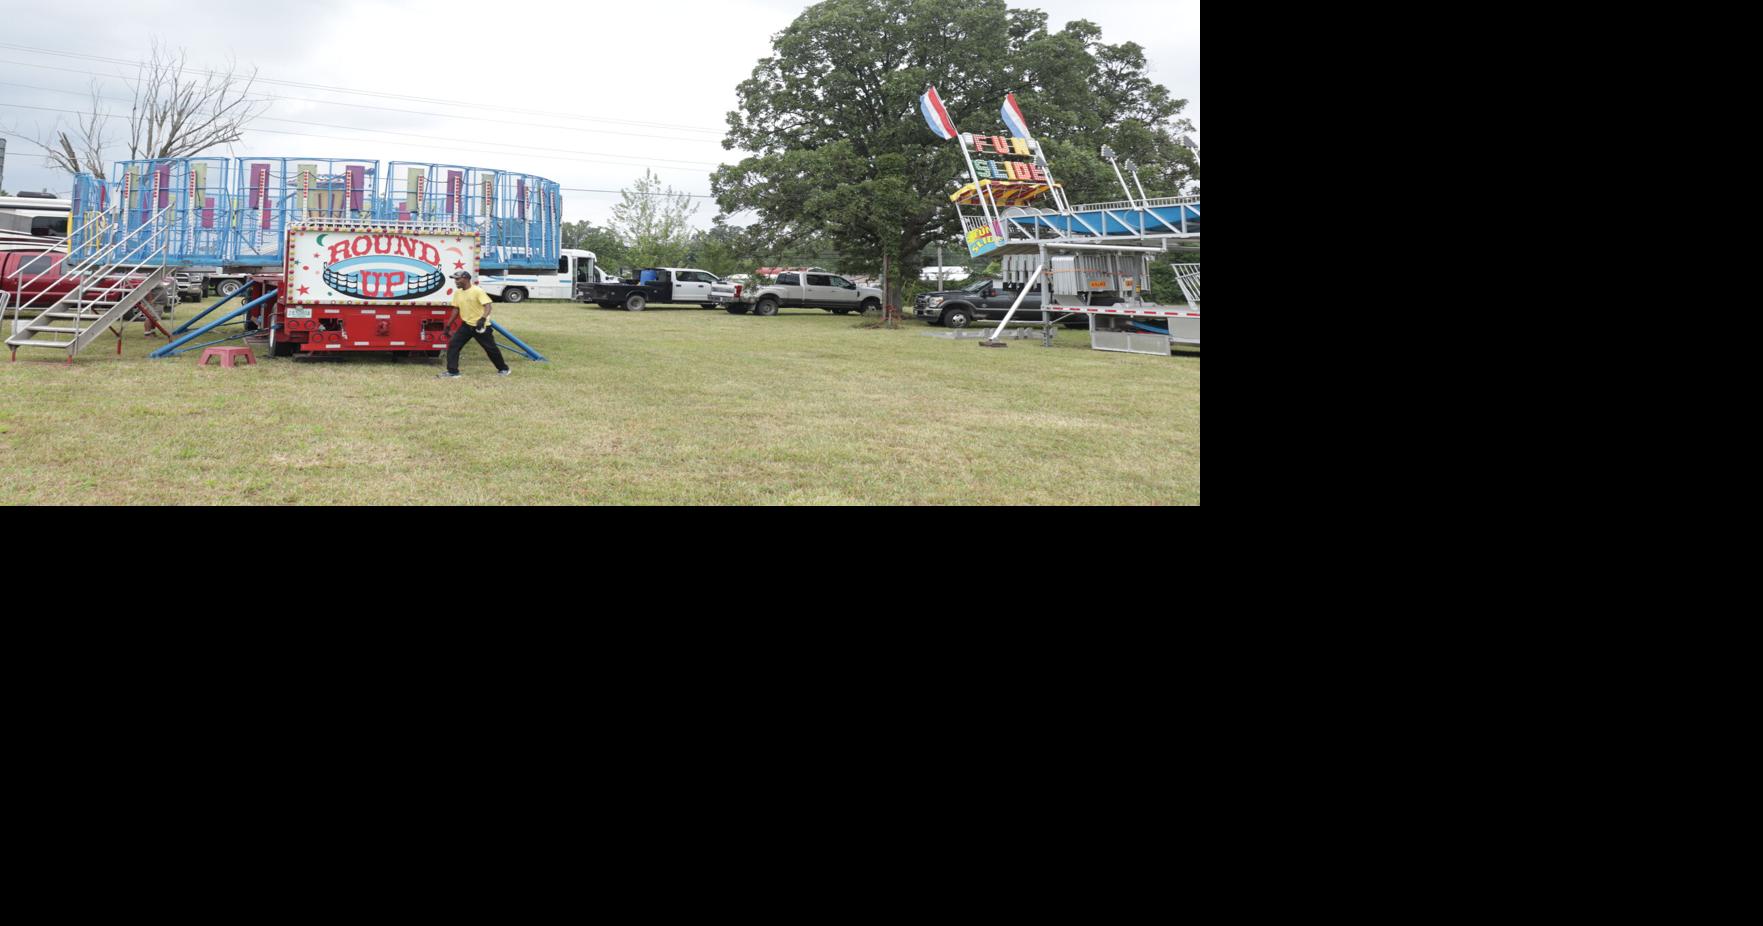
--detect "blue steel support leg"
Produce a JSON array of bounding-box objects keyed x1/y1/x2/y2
[
  {"x1": 179, "y1": 324, "x2": 282, "y2": 356},
  {"x1": 151, "y1": 289, "x2": 278, "y2": 358},
  {"x1": 489, "y1": 320, "x2": 545, "y2": 361},
  {"x1": 171, "y1": 284, "x2": 246, "y2": 334}
]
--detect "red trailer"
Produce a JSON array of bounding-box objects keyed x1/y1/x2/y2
[
  {"x1": 255, "y1": 221, "x2": 479, "y2": 356},
  {"x1": 157, "y1": 220, "x2": 544, "y2": 361}
]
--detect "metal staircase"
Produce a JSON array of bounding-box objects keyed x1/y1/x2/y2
[{"x1": 5, "y1": 205, "x2": 175, "y2": 363}]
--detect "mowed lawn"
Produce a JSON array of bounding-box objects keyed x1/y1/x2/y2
[{"x1": 0, "y1": 298, "x2": 1199, "y2": 504}]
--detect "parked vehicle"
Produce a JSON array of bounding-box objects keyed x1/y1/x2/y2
[
  {"x1": 913, "y1": 277, "x2": 1088, "y2": 329},
  {"x1": 174, "y1": 266, "x2": 253, "y2": 301},
  {"x1": 919, "y1": 265, "x2": 967, "y2": 283},
  {"x1": 1, "y1": 250, "x2": 175, "y2": 321},
  {"x1": 249, "y1": 225, "x2": 523, "y2": 357},
  {"x1": 481, "y1": 249, "x2": 608, "y2": 304},
  {"x1": 730, "y1": 270, "x2": 881, "y2": 317},
  {"x1": 586, "y1": 267, "x2": 738, "y2": 311},
  {"x1": 0, "y1": 194, "x2": 71, "y2": 238}
]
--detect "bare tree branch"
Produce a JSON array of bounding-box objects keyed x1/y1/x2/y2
[{"x1": 32, "y1": 39, "x2": 265, "y2": 181}]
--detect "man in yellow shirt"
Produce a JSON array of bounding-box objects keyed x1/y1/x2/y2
[{"x1": 438, "y1": 270, "x2": 510, "y2": 378}]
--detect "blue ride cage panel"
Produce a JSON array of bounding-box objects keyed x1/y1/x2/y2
[
  {"x1": 69, "y1": 172, "x2": 111, "y2": 261},
  {"x1": 109, "y1": 157, "x2": 231, "y2": 264},
  {"x1": 233, "y1": 157, "x2": 380, "y2": 266},
  {"x1": 380, "y1": 162, "x2": 559, "y2": 270},
  {"x1": 67, "y1": 156, "x2": 559, "y2": 271}
]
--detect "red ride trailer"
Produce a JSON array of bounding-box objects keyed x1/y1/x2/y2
[{"x1": 244, "y1": 221, "x2": 539, "y2": 358}]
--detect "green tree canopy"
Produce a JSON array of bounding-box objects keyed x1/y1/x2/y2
[
  {"x1": 712, "y1": 0, "x2": 1196, "y2": 305},
  {"x1": 608, "y1": 169, "x2": 700, "y2": 270},
  {"x1": 561, "y1": 220, "x2": 629, "y2": 272}
]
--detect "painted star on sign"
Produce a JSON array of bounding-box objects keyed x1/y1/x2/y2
[
  {"x1": 454, "y1": 260, "x2": 465, "y2": 269},
  {"x1": 298, "y1": 285, "x2": 310, "y2": 295}
]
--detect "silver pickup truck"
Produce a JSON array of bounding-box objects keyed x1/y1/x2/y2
[{"x1": 727, "y1": 270, "x2": 882, "y2": 316}]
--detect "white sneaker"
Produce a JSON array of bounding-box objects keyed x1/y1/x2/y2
[{"x1": 498, "y1": 368, "x2": 511, "y2": 377}]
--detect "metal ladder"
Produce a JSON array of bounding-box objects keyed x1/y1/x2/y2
[{"x1": 6, "y1": 205, "x2": 175, "y2": 363}]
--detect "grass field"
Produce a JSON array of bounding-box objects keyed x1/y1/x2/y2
[{"x1": 0, "y1": 297, "x2": 1199, "y2": 504}]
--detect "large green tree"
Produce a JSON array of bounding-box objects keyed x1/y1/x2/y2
[{"x1": 712, "y1": 0, "x2": 1196, "y2": 307}]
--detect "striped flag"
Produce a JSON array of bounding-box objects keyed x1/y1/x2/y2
[
  {"x1": 1001, "y1": 93, "x2": 1032, "y2": 140},
  {"x1": 920, "y1": 86, "x2": 958, "y2": 140}
]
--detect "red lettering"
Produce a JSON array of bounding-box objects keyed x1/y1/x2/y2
[
  {"x1": 387, "y1": 271, "x2": 405, "y2": 294},
  {"x1": 352, "y1": 236, "x2": 372, "y2": 257},
  {"x1": 362, "y1": 272, "x2": 380, "y2": 296},
  {"x1": 328, "y1": 240, "x2": 354, "y2": 263},
  {"x1": 373, "y1": 235, "x2": 393, "y2": 254},
  {"x1": 419, "y1": 243, "x2": 440, "y2": 266},
  {"x1": 1029, "y1": 164, "x2": 1047, "y2": 182},
  {"x1": 394, "y1": 237, "x2": 415, "y2": 258}
]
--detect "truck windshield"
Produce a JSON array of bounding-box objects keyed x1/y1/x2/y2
[{"x1": 963, "y1": 279, "x2": 993, "y2": 292}]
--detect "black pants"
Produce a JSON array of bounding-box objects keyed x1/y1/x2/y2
[{"x1": 447, "y1": 321, "x2": 508, "y2": 374}]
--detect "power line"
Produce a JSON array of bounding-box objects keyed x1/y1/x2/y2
[
  {"x1": 0, "y1": 101, "x2": 729, "y2": 178},
  {"x1": 0, "y1": 60, "x2": 732, "y2": 146},
  {"x1": 562, "y1": 187, "x2": 720, "y2": 200},
  {"x1": 0, "y1": 42, "x2": 727, "y2": 135},
  {"x1": 0, "y1": 126, "x2": 719, "y2": 199},
  {"x1": 0, "y1": 81, "x2": 726, "y2": 168}
]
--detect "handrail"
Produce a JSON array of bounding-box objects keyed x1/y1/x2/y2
[
  {"x1": 65, "y1": 207, "x2": 178, "y2": 318},
  {"x1": 7, "y1": 205, "x2": 175, "y2": 334},
  {"x1": 1070, "y1": 194, "x2": 1201, "y2": 212},
  {"x1": 0, "y1": 204, "x2": 112, "y2": 318}
]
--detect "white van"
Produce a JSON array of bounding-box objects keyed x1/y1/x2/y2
[{"x1": 480, "y1": 248, "x2": 610, "y2": 303}]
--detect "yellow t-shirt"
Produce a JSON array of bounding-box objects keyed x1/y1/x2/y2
[{"x1": 452, "y1": 285, "x2": 492, "y2": 324}]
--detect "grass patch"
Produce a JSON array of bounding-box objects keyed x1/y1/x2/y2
[{"x1": 0, "y1": 299, "x2": 1199, "y2": 504}]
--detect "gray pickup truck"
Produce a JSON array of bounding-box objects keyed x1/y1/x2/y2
[
  {"x1": 729, "y1": 271, "x2": 882, "y2": 316},
  {"x1": 913, "y1": 278, "x2": 1090, "y2": 329}
]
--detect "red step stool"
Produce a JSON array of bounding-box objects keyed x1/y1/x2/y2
[{"x1": 198, "y1": 346, "x2": 256, "y2": 368}]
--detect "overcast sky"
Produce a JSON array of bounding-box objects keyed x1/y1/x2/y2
[{"x1": 0, "y1": 0, "x2": 1198, "y2": 229}]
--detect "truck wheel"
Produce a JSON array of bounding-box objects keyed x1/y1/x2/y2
[
  {"x1": 941, "y1": 306, "x2": 973, "y2": 329},
  {"x1": 726, "y1": 305, "x2": 750, "y2": 315},
  {"x1": 625, "y1": 293, "x2": 647, "y2": 311},
  {"x1": 754, "y1": 298, "x2": 779, "y2": 317},
  {"x1": 216, "y1": 279, "x2": 243, "y2": 298},
  {"x1": 502, "y1": 287, "x2": 527, "y2": 304},
  {"x1": 860, "y1": 298, "x2": 880, "y2": 314}
]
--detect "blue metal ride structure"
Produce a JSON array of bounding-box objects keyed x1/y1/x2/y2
[
  {"x1": 67, "y1": 156, "x2": 562, "y2": 271},
  {"x1": 69, "y1": 172, "x2": 110, "y2": 260},
  {"x1": 232, "y1": 156, "x2": 380, "y2": 266},
  {"x1": 104, "y1": 156, "x2": 230, "y2": 261},
  {"x1": 379, "y1": 162, "x2": 559, "y2": 270},
  {"x1": 972, "y1": 195, "x2": 1202, "y2": 245}
]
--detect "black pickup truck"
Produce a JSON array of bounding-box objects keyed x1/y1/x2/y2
[
  {"x1": 913, "y1": 278, "x2": 1090, "y2": 328},
  {"x1": 582, "y1": 267, "x2": 736, "y2": 312}
]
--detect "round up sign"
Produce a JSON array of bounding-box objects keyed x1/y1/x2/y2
[
  {"x1": 286, "y1": 227, "x2": 477, "y2": 306},
  {"x1": 323, "y1": 255, "x2": 445, "y2": 299}
]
